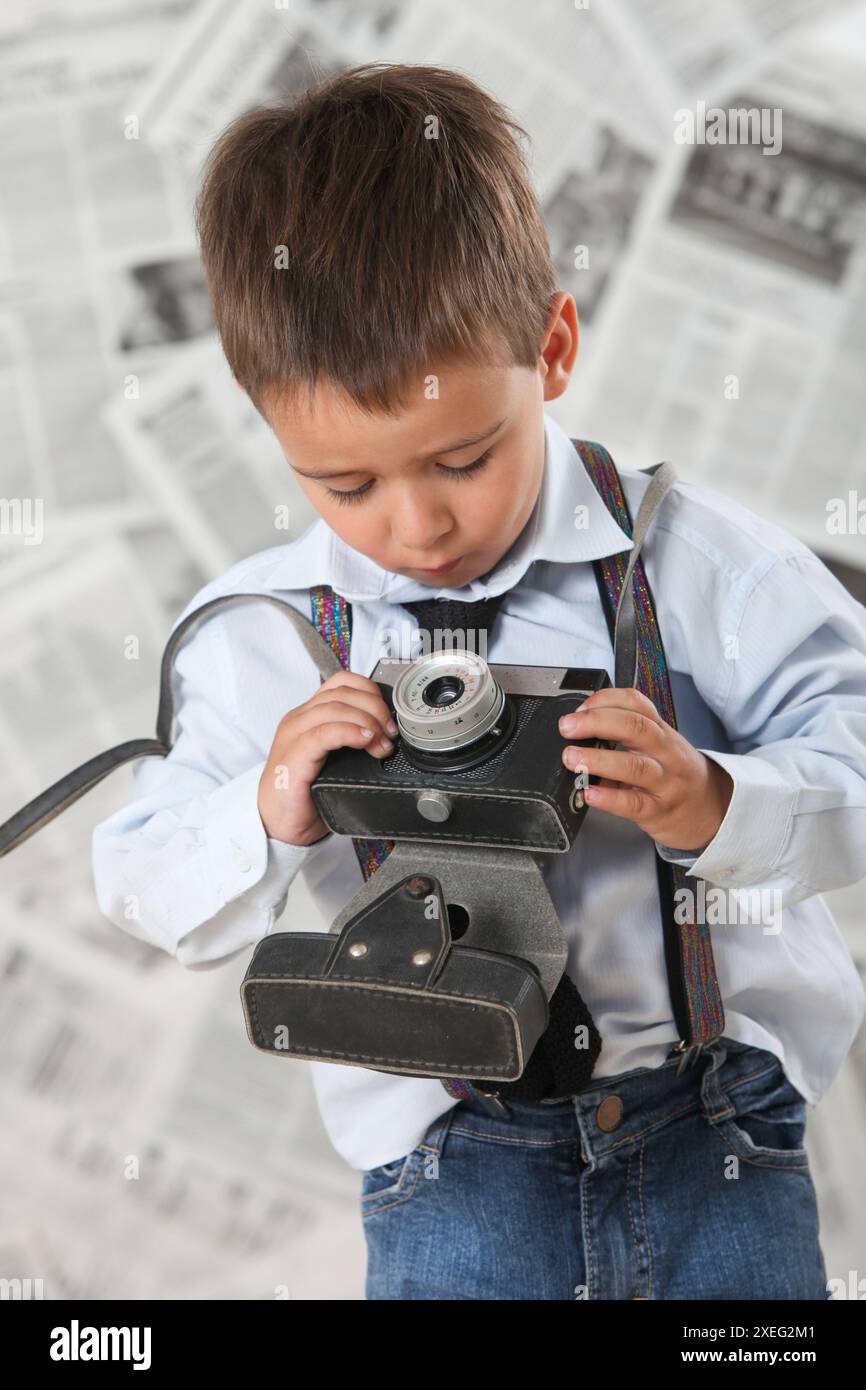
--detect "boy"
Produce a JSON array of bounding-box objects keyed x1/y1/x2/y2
[{"x1": 92, "y1": 63, "x2": 866, "y2": 1300}]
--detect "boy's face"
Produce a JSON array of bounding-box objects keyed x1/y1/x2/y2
[{"x1": 260, "y1": 294, "x2": 576, "y2": 589}]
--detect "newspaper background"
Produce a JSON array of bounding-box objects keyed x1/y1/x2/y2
[{"x1": 1, "y1": 0, "x2": 865, "y2": 1300}]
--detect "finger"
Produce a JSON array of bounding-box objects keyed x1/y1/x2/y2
[
  {"x1": 558, "y1": 705, "x2": 668, "y2": 752},
  {"x1": 318, "y1": 671, "x2": 383, "y2": 694},
  {"x1": 579, "y1": 687, "x2": 665, "y2": 725},
  {"x1": 289, "y1": 720, "x2": 390, "y2": 779},
  {"x1": 313, "y1": 688, "x2": 399, "y2": 736},
  {"x1": 562, "y1": 743, "x2": 665, "y2": 790},
  {"x1": 292, "y1": 700, "x2": 395, "y2": 754},
  {"x1": 581, "y1": 780, "x2": 653, "y2": 824}
]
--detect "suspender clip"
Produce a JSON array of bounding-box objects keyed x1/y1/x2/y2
[{"x1": 674, "y1": 1040, "x2": 705, "y2": 1074}]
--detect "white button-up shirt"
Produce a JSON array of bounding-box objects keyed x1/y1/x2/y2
[{"x1": 92, "y1": 411, "x2": 866, "y2": 1171}]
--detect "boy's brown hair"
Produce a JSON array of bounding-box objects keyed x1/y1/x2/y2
[{"x1": 194, "y1": 62, "x2": 557, "y2": 420}]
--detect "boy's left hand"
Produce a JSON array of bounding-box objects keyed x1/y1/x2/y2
[{"x1": 559, "y1": 687, "x2": 734, "y2": 853}]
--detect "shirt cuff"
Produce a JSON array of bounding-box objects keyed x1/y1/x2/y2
[
  {"x1": 204, "y1": 759, "x2": 322, "y2": 909},
  {"x1": 655, "y1": 749, "x2": 796, "y2": 886}
]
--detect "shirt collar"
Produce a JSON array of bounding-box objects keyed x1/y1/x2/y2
[{"x1": 268, "y1": 410, "x2": 634, "y2": 601}]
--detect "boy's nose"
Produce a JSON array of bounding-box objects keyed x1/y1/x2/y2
[
  {"x1": 390, "y1": 490, "x2": 454, "y2": 552},
  {"x1": 398, "y1": 524, "x2": 457, "y2": 558}
]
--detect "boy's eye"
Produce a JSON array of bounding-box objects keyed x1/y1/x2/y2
[
  {"x1": 325, "y1": 448, "x2": 493, "y2": 506},
  {"x1": 325, "y1": 479, "x2": 376, "y2": 506}
]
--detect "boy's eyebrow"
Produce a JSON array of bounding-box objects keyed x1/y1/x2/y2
[{"x1": 289, "y1": 417, "x2": 507, "y2": 480}]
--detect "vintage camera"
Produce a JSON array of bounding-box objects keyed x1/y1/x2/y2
[
  {"x1": 240, "y1": 649, "x2": 612, "y2": 1084},
  {"x1": 310, "y1": 649, "x2": 612, "y2": 852}
]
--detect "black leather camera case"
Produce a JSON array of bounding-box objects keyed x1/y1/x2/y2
[{"x1": 241, "y1": 872, "x2": 549, "y2": 1081}]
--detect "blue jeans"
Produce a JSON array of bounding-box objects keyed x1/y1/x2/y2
[{"x1": 360, "y1": 1038, "x2": 830, "y2": 1300}]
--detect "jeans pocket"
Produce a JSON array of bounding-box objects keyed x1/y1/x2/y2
[
  {"x1": 712, "y1": 1053, "x2": 809, "y2": 1169},
  {"x1": 363, "y1": 1156, "x2": 407, "y2": 1192},
  {"x1": 360, "y1": 1148, "x2": 427, "y2": 1217},
  {"x1": 360, "y1": 1121, "x2": 447, "y2": 1217}
]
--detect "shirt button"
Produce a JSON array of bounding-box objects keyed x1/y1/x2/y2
[{"x1": 596, "y1": 1095, "x2": 624, "y2": 1131}]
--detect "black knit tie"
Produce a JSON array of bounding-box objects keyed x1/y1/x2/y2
[
  {"x1": 402, "y1": 593, "x2": 507, "y2": 650},
  {"x1": 402, "y1": 591, "x2": 601, "y2": 1102}
]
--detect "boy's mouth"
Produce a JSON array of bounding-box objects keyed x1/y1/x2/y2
[{"x1": 414, "y1": 555, "x2": 463, "y2": 575}]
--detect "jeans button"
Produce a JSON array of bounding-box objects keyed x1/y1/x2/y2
[{"x1": 596, "y1": 1095, "x2": 624, "y2": 1131}]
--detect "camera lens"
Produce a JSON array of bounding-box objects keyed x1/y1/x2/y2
[
  {"x1": 422, "y1": 675, "x2": 465, "y2": 708},
  {"x1": 392, "y1": 649, "x2": 506, "y2": 754}
]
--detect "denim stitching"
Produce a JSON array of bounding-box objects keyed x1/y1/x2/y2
[
  {"x1": 360, "y1": 1154, "x2": 425, "y2": 1216},
  {"x1": 718, "y1": 1058, "x2": 787, "y2": 1099},
  {"x1": 581, "y1": 1164, "x2": 595, "y2": 1299},
  {"x1": 361, "y1": 1109, "x2": 456, "y2": 1214},
  {"x1": 708, "y1": 1121, "x2": 808, "y2": 1170},
  {"x1": 447, "y1": 1124, "x2": 576, "y2": 1148},
  {"x1": 627, "y1": 1141, "x2": 652, "y2": 1299},
  {"x1": 447, "y1": 1123, "x2": 575, "y2": 1145},
  {"x1": 589, "y1": 1096, "x2": 701, "y2": 1153},
  {"x1": 639, "y1": 1142, "x2": 653, "y2": 1298},
  {"x1": 626, "y1": 1145, "x2": 640, "y2": 1294}
]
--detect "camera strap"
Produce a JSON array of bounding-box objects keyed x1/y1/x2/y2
[{"x1": 0, "y1": 592, "x2": 343, "y2": 858}]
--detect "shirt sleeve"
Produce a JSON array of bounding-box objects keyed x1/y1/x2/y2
[
  {"x1": 91, "y1": 600, "x2": 332, "y2": 969},
  {"x1": 655, "y1": 551, "x2": 866, "y2": 906}
]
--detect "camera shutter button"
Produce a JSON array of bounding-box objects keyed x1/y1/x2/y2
[{"x1": 415, "y1": 790, "x2": 453, "y2": 823}]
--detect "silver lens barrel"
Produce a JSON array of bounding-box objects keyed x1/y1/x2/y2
[{"x1": 392, "y1": 650, "x2": 506, "y2": 753}]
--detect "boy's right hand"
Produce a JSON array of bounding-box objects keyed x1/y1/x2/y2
[{"x1": 258, "y1": 672, "x2": 400, "y2": 846}]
